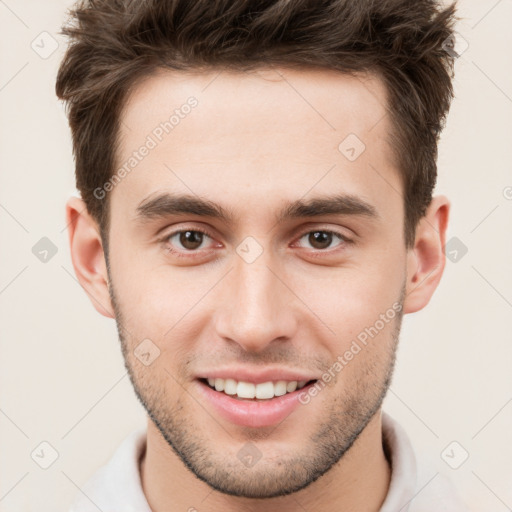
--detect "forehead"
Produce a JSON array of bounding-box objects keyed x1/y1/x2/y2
[{"x1": 113, "y1": 66, "x2": 401, "y2": 226}]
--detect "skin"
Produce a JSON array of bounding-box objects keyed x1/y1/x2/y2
[{"x1": 66, "y1": 66, "x2": 449, "y2": 512}]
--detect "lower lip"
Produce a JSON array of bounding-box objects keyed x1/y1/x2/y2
[{"x1": 195, "y1": 379, "x2": 316, "y2": 428}]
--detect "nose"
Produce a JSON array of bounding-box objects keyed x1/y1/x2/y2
[{"x1": 214, "y1": 246, "x2": 298, "y2": 353}]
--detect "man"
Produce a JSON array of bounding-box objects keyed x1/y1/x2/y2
[{"x1": 57, "y1": 0, "x2": 470, "y2": 510}]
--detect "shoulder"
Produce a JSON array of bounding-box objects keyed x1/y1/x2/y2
[
  {"x1": 67, "y1": 427, "x2": 151, "y2": 512},
  {"x1": 380, "y1": 411, "x2": 471, "y2": 512}
]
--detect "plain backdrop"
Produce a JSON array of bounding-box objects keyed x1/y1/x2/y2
[{"x1": 0, "y1": 1, "x2": 511, "y2": 511}]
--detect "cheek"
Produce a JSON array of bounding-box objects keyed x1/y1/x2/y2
[
  {"x1": 294, "y1": 260, "x2": 403, "y2": 338},
  {"x1": 110, "y1": 256, "x2": 214, "y2": 349}
]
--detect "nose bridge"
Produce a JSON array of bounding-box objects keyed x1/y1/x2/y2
[{"x1": 215, "y1": 242, "x2": 297, "y2": 352}]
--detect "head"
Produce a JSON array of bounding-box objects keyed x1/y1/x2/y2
[{"x1": 58, "y1": 0, "x2": 457, "y2": 500}]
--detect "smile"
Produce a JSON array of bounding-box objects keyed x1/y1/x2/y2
[
  {"x1": 203, "y1": 377, "x2": 315, "y2": 400},
  {"x1": 196, "y1": 378, "x2": 319, "y2": 428}
]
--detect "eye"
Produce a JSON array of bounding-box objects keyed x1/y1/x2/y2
[
  {"x1": 295, "y1": 230, "x2": 350, "y2": 251},
  {"x1": 163, "y1": 228, "x2": 216, "y2": 256},
  {"x1": 160, "y1": 226, "x2": 352, "y2": 260}
]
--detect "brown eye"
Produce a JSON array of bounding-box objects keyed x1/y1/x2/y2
[
  {"x1": 179, "y1": 231, "x2": 204, "y2": 250},
  {"x1": 308, "y1": 231, "x2": 332, "y2": 250},
  {"x1": 297, "y1": 230, "x2": 348, "y2": 251},
  {"x1": 166, "y1": 230, "x2": 211, "y2": 252}
]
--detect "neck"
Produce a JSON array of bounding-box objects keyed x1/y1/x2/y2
[{"x1": 140, "y1": 410, "x2": 391, "y2": 512}]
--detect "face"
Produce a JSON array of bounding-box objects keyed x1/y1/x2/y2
[{"x1": 106, "y1": 66, "x2": 407, "y2": 498}]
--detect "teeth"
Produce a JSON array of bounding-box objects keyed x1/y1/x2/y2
[
  {"x1": 224, "y1": 378, "x2": 237, "y2": 395},
  {"x1": 214, "y1": 378, "x2": 224, "y2": 392},
  {"x1": 237, "y1": 381, "x2": 256, "y2": 398},
  {"x1": 274, "y1": 381, "x2": 287, "y2": 396},
  {"x1": 286, "y1": 381, "x2": 297, "y2": 393},
  {"x1": 255, "y1": 381, "x2": 274, "y2": 399},
  {"x1": 204, "y1": 378, "x2": 312, "y2": 400}
]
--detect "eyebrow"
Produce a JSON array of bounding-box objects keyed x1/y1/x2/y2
[{"x1": 135, "y1": 192, "x2": 379, "y2": 227}]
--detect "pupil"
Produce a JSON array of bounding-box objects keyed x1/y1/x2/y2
[
  {"x1": 180, "y1": 231, "x2": 203, "y2": 250},
  {"x1": 309, "y1": 231, "x2": 331, "y2": 249}
]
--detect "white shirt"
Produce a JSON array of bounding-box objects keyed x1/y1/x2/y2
[{"x1": 68, "y1": 411, "x2": 470, "y2": 511}]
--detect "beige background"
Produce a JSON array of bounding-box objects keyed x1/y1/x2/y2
[{"x1": 1, "y1": 1, "x2": 511, "y2": 510}]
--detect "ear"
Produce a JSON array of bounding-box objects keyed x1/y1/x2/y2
[
  {"x1": 65, "y1": 196, "x2": 114, "y2": 318},
  {"x1": 403, "y1": 195, "x2": 450, "y2": 314}
]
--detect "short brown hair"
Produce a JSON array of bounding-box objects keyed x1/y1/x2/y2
[{"x1": 56, "y1": 0, "x2": 459, "y2": 250}]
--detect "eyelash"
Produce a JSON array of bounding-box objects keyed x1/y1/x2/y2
[{"x1": 160, "y1": 227, "x2": 352, "y2": 259}]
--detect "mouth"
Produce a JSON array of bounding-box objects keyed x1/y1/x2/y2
[
  {"x1": 195, "y1": 377, "x2": 319, "y2": 428},
  {"x1": 198, "y1": 377, "x2": 318, "y2": 401}
]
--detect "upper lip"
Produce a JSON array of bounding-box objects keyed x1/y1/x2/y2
[{"x1": 196, "y1": 367, "x2": 320, "y2": 385}]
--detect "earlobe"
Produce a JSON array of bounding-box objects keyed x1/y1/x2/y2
[
  {"x1": 403, "y1": 195, "x2": 450, "y2": 314},
  {"x1": 65, "y1": 196, "x2": 114, "y2": 318}
]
